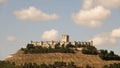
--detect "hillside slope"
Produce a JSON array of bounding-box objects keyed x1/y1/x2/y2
[{"x1": 6, "y1": 50, "x2": 120, "y2": 68}]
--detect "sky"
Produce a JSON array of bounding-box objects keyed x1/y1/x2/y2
[{"x1": 0, "y1": 0, "x2": 120, "y2": 60}]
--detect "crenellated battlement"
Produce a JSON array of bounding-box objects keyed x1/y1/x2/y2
[{"x1": 30, "y1": 35, "x2": 93, "y2": 48}]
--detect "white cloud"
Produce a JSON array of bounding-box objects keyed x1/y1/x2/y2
[
  {"x1": 91, "y1": 27, "x2": 120, "y2": 46},
  {"x1": 41, "y1": 29, "x2": 59, "y2": 41},
  {"x1": 6, "y1": 36, "x2": 16, "y2": 42},
  {"x1": 111, "y1": 27, "x2": 120, "y2": 38},
  {"x1": 72, "y1": 6, "x2": 111, "y2": 28},
  {"x1": 92, "y1": 33, "x2": 116, "y2": 45},
  {"x1": 96, "y1": 0, "x2": 120, "y2": 8},
  {"x1": 72, "y1": 0, "x2": 120, "y2": 28},
  {"x1": 0, "y1": 0, "x2": 6, "y2": 3},
  {"x1": 82, "y1": 0, "x2": 94, "y2": 10},
  {"x1": 14, "y1": 6, "x2": 59, "y2": 21}
]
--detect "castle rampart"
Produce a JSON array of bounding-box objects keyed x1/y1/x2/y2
[{"x1": 30, "y1": 35, "x2": 93, "y2": 48}]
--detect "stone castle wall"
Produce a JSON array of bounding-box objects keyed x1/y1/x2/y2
[
  {"x1": 30, "y1": 41, "x2": 93, "y2": 48},
  {"x1": 30, "y1": 35, "x2": 93, "y2": 48}
]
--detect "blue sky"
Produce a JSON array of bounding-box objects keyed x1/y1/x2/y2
[{"x1": 0, "y1": 0, "x2": 120, "y2": 60}]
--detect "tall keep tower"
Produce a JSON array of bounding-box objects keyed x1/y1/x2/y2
[{"x1": 61, "y1": 35, "x2": 69, "y2": 42}]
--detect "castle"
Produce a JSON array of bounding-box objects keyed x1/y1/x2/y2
[{"x1": 30, "y1": 35, "x2": 93, "y2": 48}]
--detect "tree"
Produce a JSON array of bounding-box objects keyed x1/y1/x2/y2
[
  {"x1": 86, "y1": 64, "x2": 92, "y2": 68},
  {"x1": 40, "y1": 63, "x2": 47, "y2": 68},
  {"x1": 82, "y1": 45, "x2": 98, "y2": 55},
  {"x1": 109, "y1": 51, "x2": 114, "y2": 56},
  {"x1": 55, "y1": 43, "x2": 60, "y2": 49},
  {"x1": 27, "y1": 44, "x2": 35, "y2": 49},
  {"x1": 61, "y1": 44, "x2": 65, "y2": 49},
  {"x1": 66, "y1": 43, "x2": 75, "y2": 48},
  {"x1": 99, "y1": 50, "x2": 120, "y2": 60}
]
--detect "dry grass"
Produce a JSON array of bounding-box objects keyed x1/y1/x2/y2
[{"x1": 6, "y1": 50, "x2": 120, "y2": 68}]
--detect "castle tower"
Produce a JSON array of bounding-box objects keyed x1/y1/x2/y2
[
  {"x1": 61, "y1": 35, "x2": 69, "y2": 42},
  {"x1": 90, "y1": 41, "x2": 93, "y2": 46}
]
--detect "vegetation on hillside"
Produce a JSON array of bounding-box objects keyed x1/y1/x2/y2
[
  {"x1": 103, "y1": 63, "x2": 120, "y2": 68},
  {"x1": 0, "y1": 61, "x2": 79, "y2": 68},
  {"x1": 82, "y1": 45, "x2": 98, "y2": 55},
  {"x1": 99, "y1": 50, "x2": 120, "y2": 60},
  {"x1": 22, "y1": 43, "x2": 120, "y2": 61},
  {"x1": 0, "y1": 61, "x2": 18, "y2": 68},
  {"x1": 21, "y1": 43, "x2": 75, "y2": 54},
  {"x1": 81, "y1": 45, "x2": 120, "y2": 61},
  {"x1": 21, "y1": 61, "x2": 79, "y2": 68}
]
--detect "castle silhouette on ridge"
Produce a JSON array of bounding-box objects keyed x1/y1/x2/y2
[{"x1": 30, "y1": 35, "x2": 93, "y2": 48}]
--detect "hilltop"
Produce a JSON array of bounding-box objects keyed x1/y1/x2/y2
[
  {"x1": 4, "y1": 35, "x2": 120, "y2": 68},
  {"x1": 5, "y1": 50, "x2": 120, "y2": 68}
]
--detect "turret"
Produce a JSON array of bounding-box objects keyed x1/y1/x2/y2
[{"x1": 61, "y1": 35, "x2": 69, "y2": 42}]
